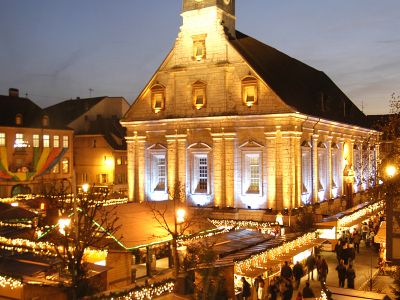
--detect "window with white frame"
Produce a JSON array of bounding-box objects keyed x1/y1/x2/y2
[
  {"x1": 63, "y1": 136, "x2": 69, "y2": 148},
  {"x1": 189, "y1": 143, "x2": 211, "y2": 195},
  {"x1": 317, "y1": 142, "x2": 327, "y2": 192},
  {"x1": 33, "y1": 134, "x2": 39, "y2": 147},
  {"x1": 240, "y1": 141, "x2": 263, "y2": 196},
  {"x1": 43, "y1": 135, "x2": 50, "y2": 148},
  {"x1": 331, "y1": 143, "x2": 339, "y2": 189},
  {"x1": 301, "y1": 141, "x2": 312, "y2": 201},
  {"x1": 53, "y1": 135, "x2": 59, "y2": 148},
  {"x1": 152, "y1": 154, "x2": 167, "y2": 192},
  {"x1": 0, "y1": 133, "x2": 5, "y2": 146},
  {"x1": 243, "y1": 153, "x2": 262, "y2": 194}
]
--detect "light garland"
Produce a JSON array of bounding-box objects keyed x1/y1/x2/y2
[
  {"x1": 0, "y1": 221, "x2": 32, "y2": 228},
  {"x1": 0, "y1": 275, "x2": 23, "y2": 290},
  {"x1": 338, "y1": 201, "x2": 384, "y2": 228},
  {"x1": 209, "y1": 219, "x2": 276, "y2": 233},
  {"x1": 234, "y1": 233, "x2": 316, "y2": 274}
]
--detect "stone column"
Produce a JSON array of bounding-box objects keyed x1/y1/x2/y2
[
  {"x1": 294, "y1": 134, "x2": 302, "y2": 207},
  {"x1": 166, "y1": 135, "x2": 177, "y2": 200},
  {"x1": 337, "y1": 139, "x2": 345, "y2": 197},
  {"x1": 126, "y1": 138, "x2": 135, "y2": 202},
  {"x1": 275, "y1": 128, "x2": 283, "y2": 210},
  {"x1": 224, "y1": 133, "x2": 236, "y2": 208},
  {"x1": 265, "y1": 132, "x2": 276, "y2": 210},
  {"x1": 312, "y1": 134, "x2": 319, "y2": 203},
  {"x1": 326, "y1": 137, "x2": 332, "y2": 200},
  {"x1": 212, "y1": 133, "x2": 224, "y2": 208},
  {"x1": 177, "y1": 135, "x2": 187, "y2": 203}
]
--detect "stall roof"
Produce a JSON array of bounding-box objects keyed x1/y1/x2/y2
[
  {"x1": 320, "y1": 202, "x2": 370, "y2": 223},
  {"x1": 327, "y1": 286, "x2": 390, "y2": 299}
]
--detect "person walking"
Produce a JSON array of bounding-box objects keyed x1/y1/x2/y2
[
  {"x1": 353, "y1": 231, "x2": 361, "y2": 254},
  {"x1": 267, "y1": 277, "x2": 278, "y2": 300},
  {"x1": 346, "y1": 264, "x2": 356, "y2": 289},
  {"x1": 281, "y1": 261, "x2": 293, "y2": 280},
  {"x1": 241, "y1": 277, "x2": 251, "y2": 300},
  {"x1": 336, "y1": 259, "x2": 347, "y2": 288},
  {"x1": 254, "y1": 275, "x2": 264, "y2": 300},
  {"x1": 293, "y1": 261, "x2": 304, "y2": 289},
  {"x1": 306, "y1": 253, "x2": 316, "y2": 280},
  {"x1": 315, "y1": 255, "x2": 322, "y2": 281},
  {"x1": 319, "y1": 258, "x2": 329, "y2": 284},
  {"x1": 302, "y1": 281, "x2": 315, "y2": 298},
  {"x1": 282, "y1": 279, "x2": 293, "y2": 300}
]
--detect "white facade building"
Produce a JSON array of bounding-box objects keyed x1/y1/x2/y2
[{"x1": 121, "y1": 0, "x2": 379, "y2": 210}]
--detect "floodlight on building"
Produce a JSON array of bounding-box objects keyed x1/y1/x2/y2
[
  {"x1": 58, "y1": 218, "x2": 71, "y2": 235},
  {"x1": 176, "y1": 208, "x2": 186, "y2": 224},
  {"x1": 104, "y1": 156, "x2": 114, "y2": 169},
  {"x1": 82, "y1": 183, "x2": 89, "y2": 193}
]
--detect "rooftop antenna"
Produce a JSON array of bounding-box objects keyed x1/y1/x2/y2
[
  {"x1": 89, "y1": 88, "x2": 94, "y2": 97},
  {"x1": 361, "y1": 100, "x2": 364, "y2": 113}
]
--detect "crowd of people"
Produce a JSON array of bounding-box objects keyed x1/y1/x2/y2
[{"x1": 238, "y1": 213, "x2": 384, "y2": 299}]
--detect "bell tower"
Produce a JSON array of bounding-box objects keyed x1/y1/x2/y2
[{"x1": 182, "y1": 0, "x2": 236, "y2": 37}]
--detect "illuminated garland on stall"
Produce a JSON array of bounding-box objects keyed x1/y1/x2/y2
[
  {"x1": 92, "y1": 279, "x2": 175, "y2": 300},
  {"x1": 0, "y1": 221, "x2": 32, "y2": 228},
  {"x1": 209, "y1": 219, "x2": 276, "y2": 233},
  {"x1": 338, "y1": 200, "x2": 384, "y2": 228},
  {"x1": 234, "y1": 233, "x2": 316, "y2": 274},
  {"x1": 0, "y1": 275, "x2": 23, "y2": 289}
]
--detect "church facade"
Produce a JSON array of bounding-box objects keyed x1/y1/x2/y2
[{"x1": 121, "y1": 0, "x2": 379, "y2": 210}]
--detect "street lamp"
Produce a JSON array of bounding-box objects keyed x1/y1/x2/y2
[
  {"x1": 386, "y1": 165, "x2": 396, "y2": 178},
  {"x1": 58, "y1": 218, "x2": 71, "y2": 236},
  {"x1": 82, "y1": 183, "x2": 89, "y2": 193}
]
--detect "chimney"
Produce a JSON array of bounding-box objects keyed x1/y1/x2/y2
[{"x1": 9, "y1": 88, "x2": 19, "y2": 97}]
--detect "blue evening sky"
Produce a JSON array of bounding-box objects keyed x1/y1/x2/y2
[{"x1": 0, "y1": 0, "x2": 399, "y2": 115}]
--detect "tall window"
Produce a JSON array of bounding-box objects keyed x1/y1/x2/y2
[
  {"x1": 15, "y1": 114, "x2": 23, "y2": 125},
  {"x1": 53, "y1": 135, "x2": 59, "y2": 148},
  {"x1": 242, "y1": 76, "x2": 258, "y2": 107},
  {"x1": 0, "y1": 133, "x2": 5, "y2": 146},
  {"x1": 52, "y1": 163, "x2": 60, "y2": 174},
  {"x1": 240, "y1": 141, "x2": 263, "y2": 196},
  {"x1": 63, "y1": 136, "x2": 69, "y2": 148},
  {"x1": 33, "y1": 134, "x2": 39, "y2": 147},
  {"x1": 301, "y1": 141, "x2": 312, "y2": 204},
  {"x1": 192, "y1": 81, "x2": 206, "y2": 110},
  {"x1": 62, "y1": 158, "x2": 69, "y2": 174},
  {"x1": 331, "y1": 143, "x2": 339, "y2": 189},
  {"x1": 43, "y1": 135, "x2": 50, "y2": 148},
  {"x1": 151, "y1": 154, "x2": 167, "y2": 192},
  {"x1": 243, "y1": 154, "x2": 261, "y2": 194},
  {"x1": 317, "y1": 142, "x2": 327, "y2": 193},
  {"x1": 151, "y1": 84, "x2": 165, "y2": 113},
  {"x1": 189, "y1": 143, "x2": 211, "y2": 195},
  {"x1": 98, "y1": 174, "x2": 108, "y2": 184}
]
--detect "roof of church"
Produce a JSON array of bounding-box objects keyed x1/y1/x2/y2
[
  {"x1": 230, "y1": 31, "x2": 368, "y2": 128},
  {"x1": 44, "y1": 97, "x2": 106, "y2": 127}
]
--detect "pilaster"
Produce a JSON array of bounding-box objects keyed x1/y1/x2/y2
[
  {"x1": 326, "y1": 137, "x2": 333, "y2": 200},
  {"x1": 265, "y1": 132, "x2": 276, "y2": 209},
  {"x1": 137, "y1": 136, "x2": 146, "y2": 203},
  {"x1": 224, "y1": 133, "x2": 236, "y2": 208},
  {"x1": 166, "y1": 135, "x2": 178, "y2": 200},
  {"x1": 337, "y1": 139, "x2": 345, "y2": 197},
  {"x1": 126, "y1": 139, "x2": 135, "y2": 202},
  {"x1": 312, "y1": 134, "x2": 319, "y2": 203},
  {"x1": 177, "y1": 136, "x2": 187, "y2": 203},
  {"x1": 212, "y1": 133, "x2": 224, "y2": 207}
]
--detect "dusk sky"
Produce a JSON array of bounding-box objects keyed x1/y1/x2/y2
[{"x1": 1, "y1": 0, "x2": 399, "y2": 115}]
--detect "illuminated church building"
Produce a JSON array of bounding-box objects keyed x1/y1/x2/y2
[{"x1": 122, "y1": 0, "x2": 379, "y2": 210}]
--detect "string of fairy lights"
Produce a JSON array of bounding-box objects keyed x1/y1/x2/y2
[
  {"x1": 338, "y1": 200, "x2": 384, "y2": 228},
  {"x1": 0, "y1": 275, "x2": 23, "y2": 290},
  {"x1": 209, "y1": 219, "x2": 277, "y2": 233},
  {"x1": 234, "y1": 233, "x2": 316, "y2": 274}
]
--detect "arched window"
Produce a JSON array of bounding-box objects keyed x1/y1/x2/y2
[
  {"x1": 147, "y1": 144, "x2": 168, "y2": 200},
  {"x1": 301, "y1": 141, "x2": 312, "y2": 204},
  {"x1": 151, "y1": 84, "x2": 165, "y2": 113},
  {"x1": 188, "y1": 143, "x2": 211, "y2": 195},
  {"x1": 239, "y1": 141, "x2": 263, "y2": 196},
  {"x1": 192, "y1": 81, "x2": 206, "y2": 110},
  {"x1": 241, "y1": 76, "x2": 258, "y2": 107}
]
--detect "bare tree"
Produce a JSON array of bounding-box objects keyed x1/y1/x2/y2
[{"x1": 44, "y1": 184, "x2": 120, "y2": 299}]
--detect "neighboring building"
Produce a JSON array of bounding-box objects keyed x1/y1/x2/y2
[
  {"x1": 45, "y1": 97, "x2": 130, "y2": 194},
  {"x1": 121, "y1": 0, "x2": 380, "y2": 210},
  {"x1": 0, "y1": 88, "x2": 73, "y2": 197}
]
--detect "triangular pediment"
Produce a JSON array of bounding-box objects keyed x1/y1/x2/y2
[{"x1": 239, "y1": 140, "x2": 263, "y2": 149}]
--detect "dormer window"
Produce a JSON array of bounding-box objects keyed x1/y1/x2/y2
[
  {"x1": 42, "y1": 115, "x2": 49, "y2": 127},
  {"x1": 192, "y1": 34, "x2": 206, "y2": 61},
  {"x1": 15, "y1": 114, "x2": 23, "y2": 126},
  {"x1": 192, "y1": 81, "x2": 206, "y2": 110},
  {"x1": 151, "y1": 84, "x2": 165, "y2": 113},
  {"x1": 242, "y1": 76, "x2": 258, "y2": 107}
]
